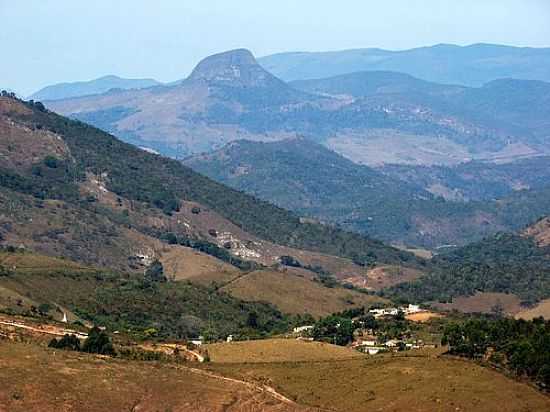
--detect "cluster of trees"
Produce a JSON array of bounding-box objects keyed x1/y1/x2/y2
[
  {"x1": 312, "y1": 315, "x2": 356, "y2": 346},
  {"x1": 144, "y1": 259, "x2": 167, "y2": 283},
  {"x1": 74, "y1": 272, "x2": 291, "y2": 341},
  {"x1": 49, "y1": 326, "x2": 115, "y2": 356},
  {"x1": 442, "y1": 317, "x2": 550, "y2": 387}
]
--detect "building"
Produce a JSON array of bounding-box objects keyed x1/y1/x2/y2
[{"x1": 293, "y1": 325, "x2": 314, "y2": 334}]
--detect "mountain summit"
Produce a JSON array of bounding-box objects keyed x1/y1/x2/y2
[{"x1": 187, "y1": 48, "x2": 283, "y2": 88}]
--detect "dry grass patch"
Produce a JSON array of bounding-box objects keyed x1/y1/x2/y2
[
  {"x1": 516, "y1": 298, "x2": 550, "y2": 320},
  {"x1": 210, "y1": 355, "x2": 550, "y2": 412},
  {"x1": 433, "y1": 292, "x2": 522, "y2": 315},
  {"x1": 205, "y1": 338, "x2": 363, "y2": 363},
  {"x1": 405, "y1": 311, "x2": 443, "y2": 323},
  {"x1": 160, "y1": 246, "x2": 240, "y2": 285},
  {"x1": 0, "y1": 341, "x2": 310, "y2": 412},
  {"x1": 222, "y1": 269, "x2": 386, "y2": 317}
]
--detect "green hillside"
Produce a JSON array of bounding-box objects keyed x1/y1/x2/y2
[
  {"x1": 386, "y1": 232, "x2": 550, "y2": 305},
  {"x1": 0, "y1": 95, "x2": 420, "y2": 268}
]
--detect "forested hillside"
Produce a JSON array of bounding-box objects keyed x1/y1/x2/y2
[
  {"x1": 386, "y1": 232, "x2": 550, "y2": 306},
  {"x1": 0, "y1": 94, "x2": 421, "y2": 270},
  {"x1": 186, "y1": 138, "x2": 550, "y2": 247}
]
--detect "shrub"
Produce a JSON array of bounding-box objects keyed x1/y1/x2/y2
[
  {"x1": 43, "y1": 155, "x2": 60, "y2": 168},
  {"x1": 144, "y1": 259, "x2": 167, "y2": 282},
  {"x1": 48, "y1": 334, "x2": 81, "y2": 351},
  {"x1": 81, "y1": 327, "x2": 116, "y2": 356}
]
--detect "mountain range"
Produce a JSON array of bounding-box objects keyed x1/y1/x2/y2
[
  {"x1": 41, "y1": 48, "x2": 550, "y2": 167},
  {"x1": 30, "y1": 75, "x2": 161, "y2": 101},
  {"x1": 185, "y1": 138, "x2": 550, "y2": 247},
  {"x1": 259, "y1": 43, "x2": 550, "y2": 86}
]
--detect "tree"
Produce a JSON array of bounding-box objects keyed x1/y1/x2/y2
[
  {"x1": 247, "y1": 311, "x2": 259, "y2": 328},
  {"x1": 49, "y1": 334, "x2": 81, "y2": 351},
  {"x1": 81, "y1": 327, "x2": 115, "y2": 356},
  {"x1": 279, "y1": 255, "x2": 301, "y2": 267},
  {"x1": 43, "y1": 155, "x2": 60, "y2": 168},
  {"x1": 144, "y1": 260, "x2": 167, "y2": 283},
  {"x1": 38, "y1": 303, "x2": 52, "y2": 315},
  {"x1": 313, "y1": 316, "x2": 355, "y2": 346}
]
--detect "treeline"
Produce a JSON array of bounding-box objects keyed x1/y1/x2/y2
[
  {"x1": 442, "y1": 317, "x2": 550, "y2": 388},
  {"x1": 385, "y1": 233, "x2": 550, "y2": 305}
]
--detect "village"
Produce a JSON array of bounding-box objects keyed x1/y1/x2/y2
[{"x1": 291, "y1": 304, "x2": 442, "y2": 355}]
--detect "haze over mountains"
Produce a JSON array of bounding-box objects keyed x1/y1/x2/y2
[
  {"x1": 185, "y1": 138, "x2": 550, "y2": 247},
  {"x1": 43, "y1": 47, "x2": 550, "y2": 168},
  {"x1": 259, "y1": 43, "x2": 550, "y2": 86},
  {"x1": 29, "y1": 44, "x2": 550, "y2": 248},
  {"x1": 30, "y1": 75, "x2": 161, "y2": 101}
]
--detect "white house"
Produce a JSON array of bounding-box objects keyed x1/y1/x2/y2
[{"x1": 293, "y1": 325, "x2": 314, "y2": 334}]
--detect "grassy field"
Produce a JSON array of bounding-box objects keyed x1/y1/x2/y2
[
  {"x1": 205, "y1": 338, "x2": 363, "y2": 363},
  {"x1": 0, "y1": 251, "x2": 93, "y2": 275},
  {"x1": 405, "y1": 311, "x2": 443, "y2": 323},
  {"x1": 209, "y1": 354, "x2": 550, "y2": 412},
  {"x1": 0, "y1": 341, "x2": 310, "y2": 412},
  {"x1": 160, "y1": 246, "x2": 240, "y2": 285},
  {"x1": 516, "y1": 298, "x2": 550, "y2": 320},
  {"x1": 433, "y1": 292, "x2": 522, "y2": 315},
  {"x1": 222, "y1": 269, "x2": 386, "y2": 317}
]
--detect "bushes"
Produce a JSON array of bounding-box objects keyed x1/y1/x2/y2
[
  {"x1": 49, "y1": 334, "x2": 81, "y2": 351},
  {"x1": 279, "y1": 255, "x2": 301, "y2": 267},
  {"x1": 81, "y1": 327, "x2": 116, "y2": 356},
  {"x1": 48, "y1": 327, "x2": 115, "y2": 356},
  {"x1": 144, "y1": 260, "x2": 167, "y2": 283},
  {"x1": 0, "y1": 264, "x2": 12, "y2": 277}
]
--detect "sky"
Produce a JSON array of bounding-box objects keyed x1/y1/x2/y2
[{"x1": 2, "y1": 0, "x2": 550, "y2": 96}]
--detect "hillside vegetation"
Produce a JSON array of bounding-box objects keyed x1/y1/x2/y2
[
  {"x1": 387, "y1": 232, "x2": 550, "y2": 306},
  {"x1": 186, "y1": 138, "x2": 550, "y2": 246},
  {"x1": 0, "y1": 95, "x2": 420, "y2": 270},
  {"x1": 0, "y1": 249, "x2": 293, "y2": 340}
]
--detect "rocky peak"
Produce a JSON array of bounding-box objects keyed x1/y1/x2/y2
[{"x1": 187, "y1": 49, "x2": 278, "y2": 87}]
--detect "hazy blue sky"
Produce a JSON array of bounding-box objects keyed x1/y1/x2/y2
[{"x1": 2, "y1": 0, "x2": 550, "y2": 95}]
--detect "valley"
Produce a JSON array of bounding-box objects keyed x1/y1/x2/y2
[{"x1": 2, "y1": 8, "x2": 550, "y2": 409}]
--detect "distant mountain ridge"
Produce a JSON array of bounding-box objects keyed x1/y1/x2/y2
[
  {"x1": 30, "y1": 75, "x2": 161, "y2": 101},
  {"x1": 185, "y1": 138, "x2": 550, "y2": 247},
  {"x1": 259, "y1": 43, "x2": 550, "y2": 86},
  {"x1": 44, "y1": 48, "x2": 550, "y2": 166}
]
